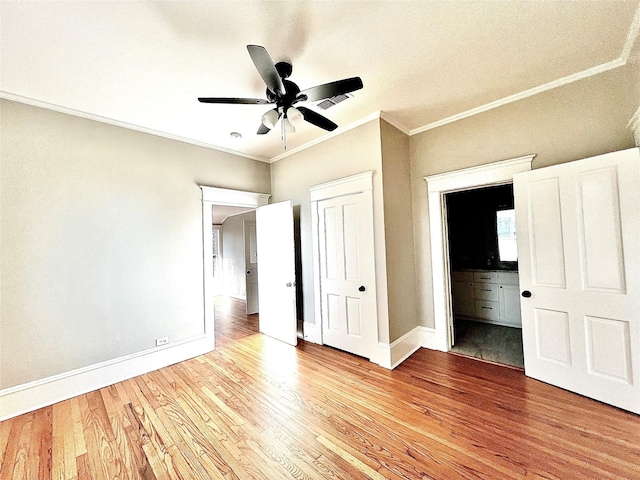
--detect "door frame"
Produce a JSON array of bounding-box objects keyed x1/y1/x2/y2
[
  {"x1": 243, "y1": 219, "x2": 258, "y2": 315},
  {"x1": 200, "y1": 186, "x2": 270, "y2": 345},
  {"x1": 309, "y1": 171, "x2": 378, "y2": 356},
  {"x1": 423, "y1": 155, "x2": 534, "y2": 351}
]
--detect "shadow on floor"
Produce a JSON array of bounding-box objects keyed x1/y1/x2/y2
[{"x1": 450, "y1": 319, "x2": 524, "y2": 368}]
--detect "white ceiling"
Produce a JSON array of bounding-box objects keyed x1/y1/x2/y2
[
  {"x1": 212, "y1": 205, "x2": 254, "y2": 225},
  {"x1": 2, "y1": 1, "x2": 639, "y2": 162}
]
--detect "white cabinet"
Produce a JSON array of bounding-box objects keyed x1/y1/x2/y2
[
  {"x1": 451, "y1": 270, "x2": 521, "y2": 327},
  {"x1": 451, "y1": 278, "x2": 475, "y2": 317},
  {"x1": 499, "y1": 284, "x2": 521, "y2": 326}
]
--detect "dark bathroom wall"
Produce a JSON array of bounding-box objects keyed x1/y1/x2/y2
[{"x1": 445, "y1": 184, "x2": 517, "y2": 271}]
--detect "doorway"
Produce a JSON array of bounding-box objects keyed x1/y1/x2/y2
[
  {"x1": 199, "y1": 186, "x2": 269, "y2": 347},
  {"x1": 445, "y1": 184, "x2": 524, "y2": 368},
  {"x1": 211, "y1": 207, "x2": 258, "y2": 312},
  {"x1": 423, "y1": 154, "x2": 533, "y2": 353}
]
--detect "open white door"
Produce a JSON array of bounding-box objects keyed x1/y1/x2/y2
[
  {"x1": 256, "y1": 201, "x2": 297, "y2": 346},
  {"x1": 514, "y1": 147, "x2": 640, "y2": 414}
]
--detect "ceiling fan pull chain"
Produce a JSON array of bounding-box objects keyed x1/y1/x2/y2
[{"x1": 282, "y1": 115, "x2": 288, "y2": 150}]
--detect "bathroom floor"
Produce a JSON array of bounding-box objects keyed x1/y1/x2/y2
[{"x1": 450, "y1": 319, "x2": 524, "y2": 368}]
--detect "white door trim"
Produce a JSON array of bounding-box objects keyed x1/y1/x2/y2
[
  {"x1": 199, "y1": 186, "x2": 270, "y2": 343},
  {"x1": 423, "y1": 155, "x2": 534, "y2": 351},
  {"x1": 309, "y1": 171, "x2": 378, "y2": 354}
]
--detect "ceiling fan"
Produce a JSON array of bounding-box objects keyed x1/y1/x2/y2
[{"x1": 198, "y1": 45, "x2": 363, "y2": 146}]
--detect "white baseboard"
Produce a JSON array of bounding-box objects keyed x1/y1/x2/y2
[
  {"x1": 0, "y1": 333, "x2": 214, "y2": 421},
  {"x1": 377, "y1": 325, "x2": 444, "y2": 370},
  {"x1": 377, "y1": 326, "x2": 422, "y2": 370},
  {"x1": 225, "y1": 294, "x2": 246, "y2": 301},
  {"x1": 419, "y1": 326, "x2": 443, "y2": 351},
  {"x1": 302, "y1": 321, "x2": 322, "y2": 344}
]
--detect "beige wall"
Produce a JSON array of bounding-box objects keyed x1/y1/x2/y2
[
  {"x1": 269, "y1": 119, "x2": 392, "y2": 343},
  {"x1": 0, "y1": 100, "x2": 270, "y2": 389},
  {"x1": 380, "y1": 120, "x2": 418, "y2": 342},
  {"x1": 410, "y1": 65, "x2": 638, "y2": 329}
]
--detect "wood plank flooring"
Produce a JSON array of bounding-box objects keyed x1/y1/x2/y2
[{"x1": 1, "y1": 297, "x2": 640, "y2": 479}]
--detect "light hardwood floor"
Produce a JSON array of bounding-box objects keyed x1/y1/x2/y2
[{"x1": 1, "y1": 297, "x2": 640, "y2": 479}]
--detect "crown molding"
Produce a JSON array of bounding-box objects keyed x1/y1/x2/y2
[
  {"x1": 410, "y1": 58, "x2": 626, "y2": 136},
  {"x1": 621, "y1": 2, "x2": 640, "y2": 62},
  {"x1": 3, "y1": 2, "x2": 638, "y2": 158},
  {"x1": 379, "y1": 112, "x2": 411, "y2": 135},
  {"x1": 0, "y1": 91, "x2": 270, "y2": 163},
  {"x1": 629, "y1": 106, "x2": 640, "y2": 147},
  {"x1": 411, "y1": 2, "x2": 640, "y2": 137}
]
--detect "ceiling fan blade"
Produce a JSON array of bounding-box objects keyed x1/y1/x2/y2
[
  {"x1": 297, "y1": 106, "x2": 338, "y2": 131},
  {"x1": 247, "y1": 45, "x2": 286, "y2": 96},
  {"x1": 257, "y1": 123, "x2": 271, "y2": 135},
  {"x1": 198, "y1": 97, "x2": 271, "y2": 104},
  {"x1": 300, "y1": 77, "x2": 363, "y2": 102}
]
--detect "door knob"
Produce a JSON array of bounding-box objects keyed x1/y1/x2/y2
[
  {"x1": 286, "y1": 282, "x2": 293, "y2": 287},
  {"x1": 521, "y1": 290, "x2": 532, "y2": 298},
  {"x1": 358, "y1": 285, "x2": 366, "y2": 292},
  {"x1": 246, "y1": 270, "x2": 251, "y2": 275}
]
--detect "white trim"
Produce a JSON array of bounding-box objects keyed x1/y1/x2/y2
[
  {"x1": 425, "y1": 155, "x2": 535, "y2": 193},
  {"x1": 0, "y1": 334, "x2": 213, "y2": 421},
  {"x1": 309, "y1": 171, "x2": 373, "y2": 202},
  {"x1": 424, "y1": 156, "x2": 534, "y2": 353},
  {"x1": 376, "y1": 325, "x2": 438, "y2": 370},
  {"x1": 629, "y1": 106, "x2": 640, "y2": 148},
  {"x1": 269, "y1": 112, "x2": 382, "y2": 163},
  {"x1": 309, "y1": 171, "x2": 379, "y2": 362},
  {"x1": 621, "y1": 2, "x2": 640, "y2": 62},
  {"x1": 302, "y1": 321, "x2": 322, "y2": 344},
  {"x1": 411, "y1": 60, "x2": 625, "y2": 136},
  {"x1": 379, "y1": 327, "x2": 421, "y2": 369},
  {"x1": 379, "y1": 112, "x2": 411, "y2": 135},
  {"x1": 0, "y1": 91, "x2": 270, "y2": 163},
  {"x1": 200, "y1": 186, "x2": 270, "y2": 207},
  {"x1": 419, "y1": 326, "x2": 439, "y2": 351}
]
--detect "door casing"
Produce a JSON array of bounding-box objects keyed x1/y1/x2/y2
[
  {"x1": 200, "y1": 186, "x2": 270, "y2": 345},
  {"x1": 310, "y1": 171, "x2": 379, "y2": 360},
  {"x1": 424, "y1": 155, "x2": 534, "y2": 352}
]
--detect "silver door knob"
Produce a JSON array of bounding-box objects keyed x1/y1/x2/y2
[{"x1": 286, "y1": 282, "x2": 293, "y2": 287}]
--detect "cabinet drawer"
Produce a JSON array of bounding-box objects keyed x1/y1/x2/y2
[
  {"x1": 475, "y1": 300, "x2": 500, "y2": 321},
  {"x1": 474, "y1": 284, "x2": 498, "y2": 301},
  {"x1": 474, "y1": 271, "x2": 497, "y2": 283},
  {"x1": 452, "y1": 271, "x2": 474, "y2": 282},
  {"x1": 497, "y1": 271, "x2": 519, "y2": 286}
]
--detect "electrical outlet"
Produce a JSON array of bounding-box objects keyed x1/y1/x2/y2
[{"x1": 156, "y1": 337, "x2": 169, "y2": 347}]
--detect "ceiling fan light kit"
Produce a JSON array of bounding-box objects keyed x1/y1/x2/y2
[
  {"x1": 198, "y1": 44, "x2": 363, "y2": 149},
  {"x1": 261, "y1": 109, "x2": 279, "y2": 129}
]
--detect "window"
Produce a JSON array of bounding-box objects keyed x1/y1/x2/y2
[{"x1": 497, "y1": 209, "x2": 517, "y2": 262}]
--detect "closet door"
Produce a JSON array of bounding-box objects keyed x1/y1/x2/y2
[{"x1": 317, "y1": 192, "x2": 377, "y2": 359}]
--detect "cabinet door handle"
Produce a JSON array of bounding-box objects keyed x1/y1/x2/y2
[
  {"x1": 481, "y1": 306, "x2": 493, "y2": 310},
  {"x1": 522, "y1": 290, "x2": 532, "y2": 298}
]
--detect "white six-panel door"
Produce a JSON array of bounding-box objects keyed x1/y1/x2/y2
[
  {"x1": 514, "y1": 147, "x2": 640, "y2": 414},
  {"x1": 317, "y1": 192, "x2": 376, "y2": 359}
]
